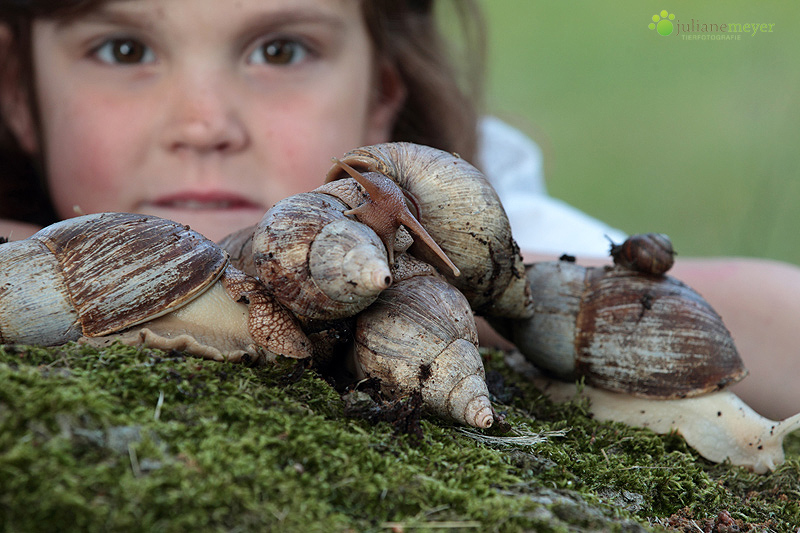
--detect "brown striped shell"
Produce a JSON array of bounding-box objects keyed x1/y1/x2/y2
[
  {"x1": 508, "y1": 260, "x2": 747, "y2": 399},
  {"x1": 0, "y1": 213, "x2": 227, "y2": 345},
  {"x1": 325, "y1": 142, "x2": 532, "y2": 320}
]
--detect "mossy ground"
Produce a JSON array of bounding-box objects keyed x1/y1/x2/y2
[{"x1": 1, "y1": 343, "x2": 798, "y2": 532}]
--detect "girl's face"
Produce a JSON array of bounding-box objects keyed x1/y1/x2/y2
[{"x1": 21, "y1": 0, "x2": 404, "y2": 240}]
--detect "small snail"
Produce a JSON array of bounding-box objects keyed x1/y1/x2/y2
[
  {"x1": 323, "y1": 158, "x2": 460, "y2": 276},
  {"x1": 352, "y1": 255, "x2": 494, "y2": 429},
  {"x1": 501, "y1": 234, "x2": 800, "y2": 472},
  {"x1": 609, "y1": 232, "x2": 675, "y2": 275},
  {"x1": 0, "y1": 213, "x2": 312, "y2": 362}
]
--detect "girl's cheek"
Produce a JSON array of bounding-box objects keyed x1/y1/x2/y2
[
  {"x1": 45, "y1": 134, "x2": 130, "y2": 216},
  {"x1": 43, "y1": 97, "x2": 143, "y2": 214}
]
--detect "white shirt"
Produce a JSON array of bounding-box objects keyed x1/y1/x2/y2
[{"x1": 477, "y1": 116, "x2": 626, "y2": 258}]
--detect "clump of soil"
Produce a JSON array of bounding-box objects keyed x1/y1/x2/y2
[{"x1": 341, "y1": 378, "x2": 425, "y2": 440}]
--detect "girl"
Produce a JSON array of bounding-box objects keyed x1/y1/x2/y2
[
  {"x1": 0, "y1": 0, "x2": 482, "y2": 242},
  {"x1": 1, "y1": 0, "x2": 799, "y2": 419}
]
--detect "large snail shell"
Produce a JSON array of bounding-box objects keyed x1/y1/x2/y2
[
  {"x1": 252, "y1": 192, "x2": 392, "y2": 321},
  {"x1": 325, "y1": 142, "x2": 532, "y2": 320},
  {"x1": 509, "y1": 260, "x2": 747, "y2": 399},
  {"x1": 0, "y1": 213, "x2": 227, "y2": 345},
  {"x1": 353, "y1": 266, "x2": 494, "y2": 428}
]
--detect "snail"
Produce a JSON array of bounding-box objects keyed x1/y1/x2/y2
[
  {"x1": 221, "y1": 159, "x2": 463, "y2": 322},
  {"x1": 352, "y1": 254, "x2": 494, "y2": 429},
  {"x1": 0, "y1": 213, "x2": 312, "y2": 363},
  {"x1": 324, "y1": 158, "x2": 460, "y2": 276},
  {"x1": 215, "y1": 149, "x2": 502, "y2": 425},
  {"x1": 609, "y1": 232, "x2": 675, "y2": 275},
  {"x1": 324, "y1": 142, "x2": 533, "y2": 320},
  {"x1": 501, "y1": 234, "x2": 800, "y2": 472},
  {"x1": 507, "y1": 259, "x2": 745, "y2": 398}
]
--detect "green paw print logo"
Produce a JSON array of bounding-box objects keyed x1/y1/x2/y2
[{"x1": 649, "y1": 10, "x2": 676, "y2": 36}]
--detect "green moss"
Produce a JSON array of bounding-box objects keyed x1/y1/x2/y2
[{"x1": 1, "y1": 343, "x2": 798, "y2": 532}]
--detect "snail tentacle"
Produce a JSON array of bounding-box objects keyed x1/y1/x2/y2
[
  {"x1": 326, "y1": 143, "x2": 533, "y2": 320},
  {"x1": 332, "y1": 158, "x2": 460, "y2": 277}
]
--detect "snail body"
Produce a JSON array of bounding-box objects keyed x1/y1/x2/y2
[
  {"x1": 0, "y1": 213, "x2": 311, "y2": 362},
  {"x1": 520, "y1": 356, "x2": 800, "y2": 474},
  {"x1": 325, "y1": 142, "x2": 532, "y2": 320},
  {"x1": 352, "y1": 256, "x2": 494, "y2": 429}
]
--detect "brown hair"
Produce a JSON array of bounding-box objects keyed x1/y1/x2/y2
[{"x1": 0, "y1": 0, "x2": 486, "y2": 225}]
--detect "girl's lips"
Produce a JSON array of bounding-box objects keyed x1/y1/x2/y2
[{"x1": 149, "y1": 191, "x2": 264, "y2": 210}]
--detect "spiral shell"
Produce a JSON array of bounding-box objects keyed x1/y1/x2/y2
[
  {"x1": 352, "y1": 265, "x2": 494, "y2": 428},
  {"x1": 610, "y1": 233, "x2": 675, "y2": 275},
  {"x1": 509, "y1": 260, "x2": 747, "y2": 399},
  {"x1": 252, "y1": 191, "x2": 392, "y2": 321},
  {"x1": 0, "y1": 213, "x2": 227, "y2": 345},
  {"x1": 325, "y1": 142, "x2": 532, "y2": 320}
]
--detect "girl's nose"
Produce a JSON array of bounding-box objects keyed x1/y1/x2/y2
[{"x1": 162, "y1": 76, "x2": 248, "y2": 154}]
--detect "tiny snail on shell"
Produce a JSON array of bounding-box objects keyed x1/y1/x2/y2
[
  {"x1": 609, "y1": 232, "x2": 675, "y2": 275},
  {"x1": 325, "y1": 157, "x2": 460, "y2": 277},
  {"x1": 500, "y1": 233, "x2": 800, "y2": 472},
  {"x1": 0, "y1": 213, "x2": 312, "y2": 363}
]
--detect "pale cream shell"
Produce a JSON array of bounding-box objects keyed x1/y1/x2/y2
[
  {"x1": 353, "y1": 271, "x2": 494, "y2": 428},
  {"x1": 252, "y1": 192, "x2": 391, "y2": 321}
]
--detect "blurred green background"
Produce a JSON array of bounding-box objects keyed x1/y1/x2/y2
[{"x1": 479, "y1": 1, "x2": 799, "y2": 264}]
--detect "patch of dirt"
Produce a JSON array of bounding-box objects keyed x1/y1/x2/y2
[
  {"x1": 342, "y1": 379, "x2": 424, "y2": 441},
  {"x1": 660, "y1": 507, "x2": 771, "y2": 532}
]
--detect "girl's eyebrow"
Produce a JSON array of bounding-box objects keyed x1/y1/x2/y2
[
  {"x1": 236, "y1": 9, "x2": 348, "y2": 32},
  {"x1": 54, "y1": 5, "x2": 348, "y2": 33},
  {"x1": 52, "y1": 4, "x2": 156, "y2": 31}
]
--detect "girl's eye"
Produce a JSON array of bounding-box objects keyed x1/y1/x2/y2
[
  {"x1": 248, "y1": 39, "x2": 309, "y2": 66},
  {"x1": 94, "y1": 38, "x2": 155, "y2": 65}
]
